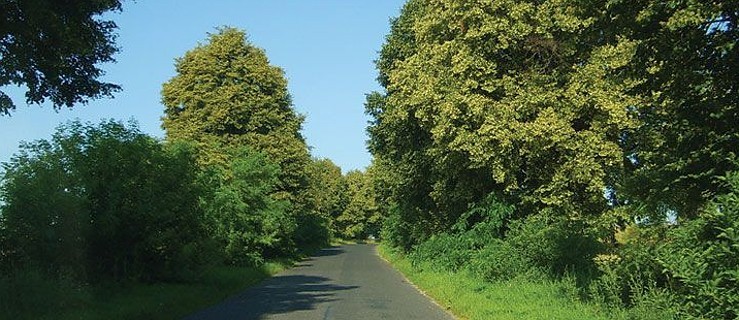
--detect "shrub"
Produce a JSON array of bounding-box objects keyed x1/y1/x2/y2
[
  {"x1": 0, "y1": 268, "x2": 88, "y2": 319},
  {"x1": 466, "y1": 239, "x2": 533, "y2": 281},
  {"x1": 380, "y1": 205, "x2": 415, "y2": 251},
  {"x1": 199, "y1": 147, "x2": 295, "y2": 266},
  {"x1": 410, "y1": 233, "x2": 474, "y2": 272},
  {"x1": 0, "y1": 120, "x2": 212, "y2": 282},
  {"x1": 452, "y1": 193, "x2": 514, "y2": 247},
  {"x1": 588, "y1": 235, "x2": 670, "y2": 313},
  {"x1": 589, "y1": 172, "x2": 739, "y2": 319},
  {"x1": 506, "y1": 213, "x2": 602, "y2": 276},
  {"x1": 655, "y1": 172, "x2": 739, "y2": 319}
]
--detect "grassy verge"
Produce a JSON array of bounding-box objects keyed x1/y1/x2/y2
[
  {"x1": 68, "y1": 263, "x2": 287, "y2": 320},
  {"x1": 378, "y1": 244, "x2": 617, "y2": 320},
  {"x1": 1, "y1": 262, "x2": 289, "y2": 320}
]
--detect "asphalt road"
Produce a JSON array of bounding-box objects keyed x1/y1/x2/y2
[{"x1": 184, "y1": 244, "x2": 454, "y2": 320}]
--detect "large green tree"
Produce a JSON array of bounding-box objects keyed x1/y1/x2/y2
[
  {"x1": 368, "y1": 0, "x2": 642, "y2": 245},
  {"x1": 161, "y1": 27, "x2": 311, "y2": 205},
  {"x1": 0, "y1": 0, "x2": 123, "y2": 115},
  {"x1": 612, "y1": 0, "x2": 739, "y2": 219}
]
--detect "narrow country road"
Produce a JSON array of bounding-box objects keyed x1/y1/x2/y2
[{"x1": 184, "y1": 244, "x2": 454, "y2": 320}]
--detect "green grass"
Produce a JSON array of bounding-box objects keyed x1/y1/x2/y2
[
  {"x1": 378, "y1": 244, "x2": 617, "y2": 320},
  {"x1": 1, "y1": 262, "x2": 288, "y2": 320}
]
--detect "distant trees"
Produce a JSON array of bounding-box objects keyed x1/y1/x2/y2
[
  {"x1": 305, "y1": 158, "x2": 347, "y2": 235},
  {"x1": 335, "y1": 170, "x2": 382, "y2": 239},
  {"x1": 0, "y1": 0, "x2": 123, "y2": 114}
]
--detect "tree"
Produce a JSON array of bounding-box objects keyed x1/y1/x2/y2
[
  {"x1": 612, "y1": 0, "x2": 739, "y2": 219},
  {"x1": 0, "y1": 0, "x2": 123, "y2": 115},
  {"x1": 304, "y1": 158, "x2": 347, "y2": 235},
  {"x1": 336, "y1": 170, "x2": 382, "y2": 239},
  {"x1": 161, "y1": 27, "x2": 325, "y2": 248},
  {"x1": 161, "y1": 27, "x2": 311, "y2": 205},
  {"x1": 368, "y1": 0, "x2": 641, "y2": 246}
]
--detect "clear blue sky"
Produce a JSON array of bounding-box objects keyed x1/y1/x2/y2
[{"x1": 0, "y1": 0, "x2": 405, "y2": 172}]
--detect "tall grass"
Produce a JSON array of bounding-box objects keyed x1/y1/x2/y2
[{"x1": 378, "y1": 244, "x2": 618, "y2": 320}]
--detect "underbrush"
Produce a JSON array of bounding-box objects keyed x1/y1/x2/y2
[
  {"x1": 380, "y1": 244, "x2": 612, "y2": 320},
  {"x1": 382, "y1": 176, "x2": 739, "y2": 319}
]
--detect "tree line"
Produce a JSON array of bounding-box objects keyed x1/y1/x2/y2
[
  {"x1": 367, "y1": 0, "x2": 737, "y2": 319},
  {"x1": 1, "y1": 0, "x2": 737, "y2": 318},
  {"x1": 0, "y1": 27, "x2": 380, "y2": 316}
]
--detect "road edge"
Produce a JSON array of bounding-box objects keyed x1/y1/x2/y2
[{"x1": 374, "y1": 244, "x2": 460, "y2": 320}]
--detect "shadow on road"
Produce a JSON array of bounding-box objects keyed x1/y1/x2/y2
[
  {"x1": 312, "y1": 246, "x2": 344, "y2": 257},
  {"x1": 185, "y1": 275, "x2": 358, "y2": 320}
]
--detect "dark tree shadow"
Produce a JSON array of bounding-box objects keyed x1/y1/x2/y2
[
  {"x1": 184, "y1": 275, "x2": 357, "y2": 320},
  {"x1": 312, "y1": 246, "x2": 344, "y2": 257},
  {"x1": 292, "y1": 247, "x2": 345, "y2": 268}
]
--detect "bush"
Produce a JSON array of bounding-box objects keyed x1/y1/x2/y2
[
  {"x1": 199, "y1": 147, "x2": 295, "y2": 266},
  {"x1": 655, "y1": 172, "x2": 739, "y2": 319},
  {"x1": 0, "y1": 268, "x2": 88, "y2": 320},
  {"x1": 410, "y1": 233, "x2": 474, "y2": 272},
  {"x1": 506, "y1": 213, "x2": 602, "y2": 276},
  {"x1": 466, "y1": 239, "x2": 533, "y2": 281},
  {"x1": 588, "y1": 172, "x2": 739, "y2": 319},
  {"x1": 380, "y1": 205, "x2": 415, "y2": 251},
  {"x1": 452, "y1": 193, "x2": 514, "y2": 247},
  {"x1": 0, "y1": 120, "x2": 213, "y2": 282},
  {"x1": 588, "y1": 234, "x2": 670, "y2": 311}
]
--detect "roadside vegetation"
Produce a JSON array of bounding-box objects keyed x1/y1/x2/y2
[
  {"x1": 368, "y1": 0, "x2": 738, "y2": 319},
  {"x1": 1, "y1": 0, "x2": 737, "y2": 319},
  {"x1": 379, "y1": 244, "x2": 612, "y2": 320},
  {"x1": 0, "y1": 27, "x2": 377, "y2": 319}
]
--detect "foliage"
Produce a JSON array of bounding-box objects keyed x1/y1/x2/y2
[
  {"x1": 368, "y1": 0, "x2": 646, "y2": 249},
  {"x1": 410, "y1": 233, "x2": 474, "y2": 272},
  {"x1": 617, "y1": 0, "x2": 739, "y2": 218},
  {"x1": 335, "y1": 169, "x2": 383, "y2": 239},
  {"x1": 303, "y1": 158, "x2": 346, "y2": 242},
  {"x1": 380, "y1": 205, "x2": 413, "y2": 250},
  {"x1": 656, "y1": 172, "x2": 739, "y2": 318},
  {"x1": 380, "y1": 244, "x2": 612, "y2": 320},
  {"x1": 589, "y1": 172, "x2": 739, "y2": 319},
  {"x1": 410, "y1": 194, "x2": 515, "y2": 273},
  {"x1": 198, "y1": 147, "x2": 294, "y2": 266},
  {"x1": 0, "y1": 0, "x2": 123, "y2": 114},
  {"x1": 0, "y1": 268, "x2": 85, "y2": 320},
  {"x1": 506, "y1": 213, "x2": 602, "y2": 276},
  {"x1": 305, "y1": 158, "x2": 346, "y2": 222},
  {"x1": 0, "y1": 262, "x2": 288, "y2": 320},
  {"x1": 160, "y1": 27, "x2": 327, "y2": 249},
  {"x1": 161, "y1": 27, "x2": 311, "y2": 202},
  {"x1": 466, "y1": 239, "x2": 531, "y2": 282},
  {"x1": 373, "y1": 0, "x2": 738, "y2": 318},
  {"x1": 0, "y1": 120, "x2": 211, "y2": 282}
]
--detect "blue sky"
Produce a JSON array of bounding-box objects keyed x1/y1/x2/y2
[{"x1": 0, "y1": 0, "x2": 405, "y2": 172}]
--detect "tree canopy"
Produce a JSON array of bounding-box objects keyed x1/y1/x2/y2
[
  {"x1": 0, "y1": 0, "x2": 123, "y2": 115},
  {"x1": 161, "y1": 27, "x2": 311, "y2": 202}
]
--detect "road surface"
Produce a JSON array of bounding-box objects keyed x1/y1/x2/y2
[{"x1": 185, "y1": 244, "x2": 454, "y2": 320}]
